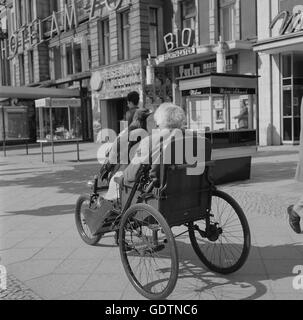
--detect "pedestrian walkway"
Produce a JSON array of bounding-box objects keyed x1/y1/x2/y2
[{"x1": 0, "y1": 143, "x2": 303, "y2": 300}]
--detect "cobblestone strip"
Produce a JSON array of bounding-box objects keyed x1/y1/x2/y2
[
  {"x1": 0, "y1": 274, "x2": 42, "y2": 300},
  {"x1": 221, "y1": 187, "x2": 295, "y2": 220}
]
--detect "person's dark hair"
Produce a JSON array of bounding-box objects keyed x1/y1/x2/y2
[
  {"x1": 129, "y1": 109, "x2": 150, "y2": 131},
  {"x1": 127, "y1": 91, "x2": 140, "y2": 106}
]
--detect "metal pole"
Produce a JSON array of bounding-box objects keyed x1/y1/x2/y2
[
  {"x1": 76, "y1": 140, "x2": 80, "y2": 162},
  {"x1": 41, "y1": 142, "x2": 44, "y2": 162},
  {"x1": 26, "y1": 140, "x2": 29, "y2": 155},
  {"x1": 50, "y1": 106, "x2": 55, "y2": 164},
  {"x1": 2, "y1": 107, "x2": 6, "y2": 157}
]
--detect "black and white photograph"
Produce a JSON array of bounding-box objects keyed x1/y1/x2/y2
[{"x1": 0, "y1": 0, "x2": 303, "y2": 305}]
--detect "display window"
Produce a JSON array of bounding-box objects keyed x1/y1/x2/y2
[
  {"x1": 35, "y1": 98, "x2": 82, "y2": 142},
  {"x1": 0, "y1": 106, "x2": 30, "y2": 141},
  {"x1": 186, "y1": 94, "x2": 256, "y2": 132}
]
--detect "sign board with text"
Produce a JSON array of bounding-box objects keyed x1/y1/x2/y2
[{"x1": 91, "y1": 60, "x2": 143, "y2": 99}]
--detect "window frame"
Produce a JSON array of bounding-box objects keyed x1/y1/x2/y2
[
  {"x1": 98, "y1": 18, "x2": 111, "y2": 66},
  {"x1": 28, "y1": 49, "x2": 34, "y2": 83},
  {"x1": 18, "y1": 53, "x2": 25, "y2": 86},
  {"x1": 118, "y1": 10, "x2": 130, "y2": 61},
  {"x1": 219, "y1": 0, "x2": 236, "y2": 41},
  {"x1": 180, "y1": 0, "x2": 196, "y2": 30},
  {"x1": 148, "y1": 6, "x2": 163, "y2": 57}
]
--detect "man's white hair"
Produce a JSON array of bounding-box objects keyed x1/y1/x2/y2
[{"x1": 154, "y1": 103, "x2": 186, "y2": 129}]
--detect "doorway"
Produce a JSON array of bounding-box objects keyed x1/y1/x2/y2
[
  {"x1": 281, "y1": 53, "x2": 303, "y2": 144},
  {"x1": 107, "y1": 98, "x2": 128, "y2": 134}
]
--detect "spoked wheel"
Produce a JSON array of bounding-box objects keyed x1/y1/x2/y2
[
  {"x1": 189, "y1": 190, "x2": 251, "y2": 275},
  {"x1": 119, "y1": 204, "x2": 178, "y2": 300},
  {"x1": 75, "y1": 195, "x2": 102, "y2": 246}
]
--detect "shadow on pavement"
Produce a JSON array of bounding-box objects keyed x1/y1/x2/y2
[
  {"x1": 122, "y1": 237, "x2": 303, "y2": 300},
  {"x1": 171, "y1": 240, "x2": 303, "y2": 300},
  {"x1": 2, "y1": 205, "x2": 75, "y2": 217},
  {"x1": 0, "y1": 163, "x2": 99, "y2": 195}
]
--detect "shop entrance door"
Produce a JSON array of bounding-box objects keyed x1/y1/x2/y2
[
  {"x1": 282, "y1": 54, "x2": 303, "y2": 144},
  {"x1": 107, "y1": 98, "x2": 127, "y2": 133}
]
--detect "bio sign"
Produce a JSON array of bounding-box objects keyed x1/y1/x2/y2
[
  {"x1": 8, "y1": 0, "x2": 122, "y2": 59},
  {"x1": 161, "y1": 28, "x2": 196, "y2": 62},
  {"x1": 270, "y1": 5, "x2": 303, "y2": 36}
]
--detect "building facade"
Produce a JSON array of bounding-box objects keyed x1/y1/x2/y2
[
  {"x1": 91, "y1": 0, "x2": 259, "y2": 142},
  {"x1": 254, "y1": 0, "x2": 303, "y2": 145},
  {"x1": 1, "y1": 0, "x2": 262, "y2": 146}
]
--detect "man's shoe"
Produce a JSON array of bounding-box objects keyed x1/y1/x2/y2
[{"x1": 287, "y1": 205, "x2": 301, "y2": 234}]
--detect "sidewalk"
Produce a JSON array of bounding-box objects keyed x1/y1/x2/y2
[{"x1": 0, "y1": 143, "x2": 303, "y2": 300}]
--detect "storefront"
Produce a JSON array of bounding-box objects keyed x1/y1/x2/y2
[
  {"x1": 0, "y1": 86, "x2": 80, "y2": 145},
  {"x1": 91, "y1": 58, "x2": 145, "y2": 137},
  {"x1": 152, "y1": 27, "x2": 258, "y2": 183},
  {"x1": 254, "y1": 0, "x2": 303, "y2": 145}
]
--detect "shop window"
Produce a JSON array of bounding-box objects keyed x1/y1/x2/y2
[
  {"x1": 74, "y1": 42, "x2": 82, "y2": 73},
  {"x1": 149, "y1": 7, "x2": 160, "y2": 57},
  {"x1": 118, "y1": 11, "x2": 130, "y2": 60},
  {"x1": 180, "y1": 0, "x2": 196, "y2": 30},
  {"x1": 18, "y1": 53, "x2": 25, "y2": 86},
  {"x1": 188, "y1": 98, "x2": 211, "y2": 131},
  {"x1": 98, "y1": 19, "x2": 110, "y2": 65},
  {"x1": 220, "y1": 0, "x2": 236, "y2": 41},
  {"x1": 28, "y1": 50, "x2": 34, "y2": 83}
]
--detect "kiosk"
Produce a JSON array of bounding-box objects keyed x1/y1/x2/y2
[
  {"x1": 35, "y1": 98, "x2": 83, "y2": 163},
  {"x1": 179, "y1": 72, "x2": 258, "y2": 184}
]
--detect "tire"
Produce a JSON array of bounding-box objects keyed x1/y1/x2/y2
[
  {"x1": 75, "y1": 194, "x2": 102, "y2": 246},
  {"x1": 119, "y1": 204, "x2": 178, "y2": 300},
  {"x1": 189, "y1": 190, "x2": 251, "y2": 275}
]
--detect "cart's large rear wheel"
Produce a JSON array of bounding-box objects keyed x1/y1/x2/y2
[
  {"x1": 119, "y1": 204, "x2": 178, "y2": 300},
  {"x1": 189, "y1": 190, "x2": 251, "y2": 274}
]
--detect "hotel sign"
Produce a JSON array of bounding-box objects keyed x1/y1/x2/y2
[
  {"x1": 8, "y1": 0, "x2": 122, "y2": 59},
  {"x1": 270, "y1": 5, "x2": 303, "y2": 36}
]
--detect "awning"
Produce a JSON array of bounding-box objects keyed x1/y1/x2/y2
[
  {"x1": 0, "y1": 86, "x2": 80, "y2": 99},
  {"x1": 253, "y1": 31, "x2": 303, "y2": 54},
  {"x1": 179, "y1": 73, "x2": 258, "y2": 95}
]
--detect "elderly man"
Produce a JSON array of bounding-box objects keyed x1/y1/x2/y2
[{"x1": 123, "y1": 102, "x2": 186, "y2": 185}]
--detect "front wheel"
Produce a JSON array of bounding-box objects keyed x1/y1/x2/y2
[
  {"x1": 119, "y1": 204, "x2": 178, "y2": 300},
  {"x1": 75, "y1": 195, "x2": 102, "y2": 246},
  {"x1": 189, "y1": 190, "x2": 251, "y2": 274}
]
